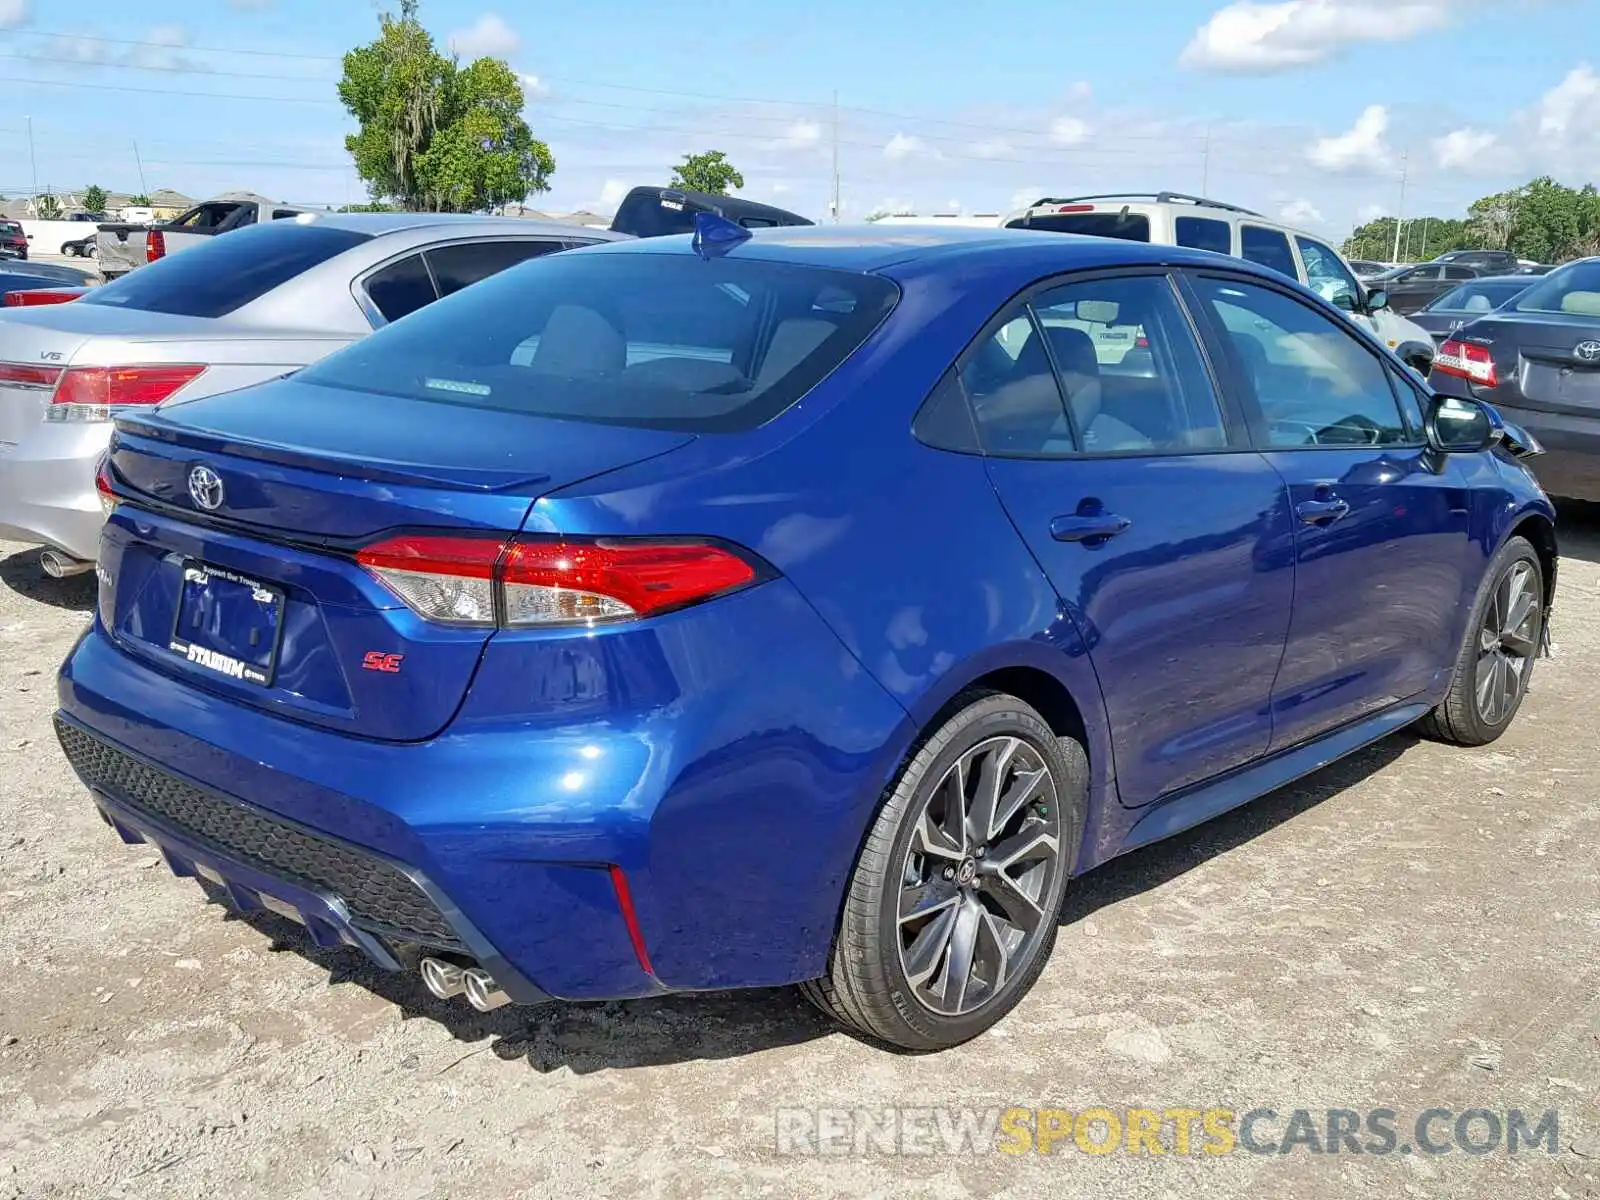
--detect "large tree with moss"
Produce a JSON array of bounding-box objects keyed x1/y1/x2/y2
[{"x1": 338, "y1": 0, "x2": 553, "y2": 212}]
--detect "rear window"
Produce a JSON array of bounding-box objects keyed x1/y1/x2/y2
[
  {"x1": 1514, "y1": 261, "x2": 1600, "y2": 315},
  {"x1": 1005, "y1": 212, "x2": 1151, "y2": 241},
  {"x1": 610, "y1": 190, "x2": 701, "y2": 238},
  {"x1": 79, "y1": 222, "x2": 370, "y2": 319},
  {"x1": 297, "y1": 250, "x2": 900, "y2": 433},
  {"x1": 1427, "y1": 281, "x2": 1528, "y2": 312}
]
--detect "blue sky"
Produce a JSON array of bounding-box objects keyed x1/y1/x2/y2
[{"x1": 0, "y1": 0, "x2": 1594, "y2": 238}]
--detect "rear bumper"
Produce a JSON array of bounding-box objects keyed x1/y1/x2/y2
[
  {"x1": 0, "y1": 421, "x2": 110, "y2": 560},
  {"x1": 1488, "y1": 402, "x2": 1600, "y2": 502},
  {"x1": 57, "y1": 574, "x2": 912, "y2": 998}
]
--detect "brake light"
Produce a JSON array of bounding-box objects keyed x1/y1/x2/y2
[
  {"x1": 146, "y1": 229, "x2": 166, "y2": 263},
  {"x1": 1054, "y1": 204, "x2": 1095, "y2": 213},
  {"x1": 95, "y1": 456, "x2": 118, "y2": 518},
  {"x1": 46, "y1": 364, "x2": 206, "y2": 423},
  {"x1": 1434, "y1": 339, "x2": 1498, "y2": 388},
  {"x1": 0, "y1": 363, "x2": 63, "y2": 388},
  {"x1": 356, "y1": 533, "x2": 762, "y2": 628},
  {"x1": 4, "y1": 288, "x2": 83, "y2": 307}
]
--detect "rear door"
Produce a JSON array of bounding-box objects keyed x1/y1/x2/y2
[
  {"x1": 973, "y1": 269, "x2": 1294, "y2": 805},
  {"x1": 1186, "y1": 270, "x2": 1475, "y2": 746}
]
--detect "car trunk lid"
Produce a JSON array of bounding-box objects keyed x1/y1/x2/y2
[
  {"x1": 1464, "y1": 314, "x2": 1600, "y2": 416},
  {"x1": 102, "y1": 377, "x2": 696, "y2": 740}
]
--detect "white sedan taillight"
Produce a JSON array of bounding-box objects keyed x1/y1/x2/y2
[{"x1": 355, "y1": 534, "x2": 762, "y2": 628}]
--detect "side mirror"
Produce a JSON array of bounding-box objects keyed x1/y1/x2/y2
[
  {"x1": 1425, "y1": 394, "x2": 1497, "y2": 454},
  {"x1": 1365, "y1": 288, "x2": 1389, "y2": 312}
]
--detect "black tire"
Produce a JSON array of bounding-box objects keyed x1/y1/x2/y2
[
  {"x1": 802, "y1": 690, "x2": 1086, "y2": 1050},
  {"x1": 1417, "y1": 535, "x2": 1543, "y2": 746}
]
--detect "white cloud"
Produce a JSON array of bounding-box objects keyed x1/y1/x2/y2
[
  {"x1": 44, "y1": 23, "x2": 197, "y2": 70},
  {"x1": 448, "y1": 13, "x2": 520, "y2": 60},
  {"x1": 1010, "y1": 186, "x2": 1043, "y2": 212},
  {"x1": 773, "y1": 120, "x2": 822, "y2": 152},
  {"x1": 1307, "y1": 104, "x2": 1391, "y2": 171},
  {"x1": 884, "y1": 132, "x2": 938, "y2": 160},
  {"x1": 1065, "y1": 80, "x2": 1093, "y2": 103},
  {"x1": 1432, "y1": 127, "x2": 1498, "y2": 169},
  {"x1": 519, "y1": 73, "x2": 551, "y2": 99},
  {"x1": 1180, "y1": 0, "x2": 1455, "y2": 72},
  {"x1": 1050, "y1": 116, "x2": 1090, "y2": 145},
  {"x1": 1278, "y1": 198, "x2": 1322, "y2": 224},
  {"x1": 1357, "y1": 202, "x2": 1389, "y2": 223},
  {"x1": 594, "y1": 179, "x2": 630, "y2": 212},
  {"x1": 970, "y1": 137, "x2": 1014, "y2": 159},
  {"x1": 1537, "y1": 63, "x2": 1598, "y2": 139},
  {"x1": 0, "y1": 0, "x2": 29, "y2": 27}
]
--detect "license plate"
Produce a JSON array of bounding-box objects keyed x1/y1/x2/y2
[{"x1": 168, "y1": 562, "x2": 285, "y2": 687}]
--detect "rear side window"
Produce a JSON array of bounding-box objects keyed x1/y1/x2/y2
[
  {"x1": 1175, "y1": 217, "x2": 1231, "y2": 255},
  {"x1": 79, "y1": 223, "x2": 371, "y2": 319},
  {"x1": 426, "y1": 240, "x2": 563, "y2": 298},
  {"x1": 1240, "y1": 225, "x2": 1297, "y2": 280},
  {"x1": 363, "y1": 253, "x2": 437, "y2": 323},
  {"x1": 298, "y1": 252, "x2": 899, "y2": 433},
  {"x1": 1006, "y1": 212, "x2": 1151, "y2": 241}
]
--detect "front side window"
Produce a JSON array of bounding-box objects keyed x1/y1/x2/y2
[
  {"x1": 300, "y1": 252, "x2": 899, "y2": 432},
  {"x1": 1240, "y1": 225, "x2": 1298, "y2": 280},
  {"x1": 1192, "y1": 276, "x2": 1409, "y2": 448},
  {"x1": 1296, "y1": 237, "x2": 1360, "y2": 310},
  {"x1": 1031, "y1": 274, "x2": 1227, "y2": 454}
]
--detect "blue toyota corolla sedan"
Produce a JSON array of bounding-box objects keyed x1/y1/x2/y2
[{"x1": 58, "y1": 222, "x2": 1555, "y2": 1051}]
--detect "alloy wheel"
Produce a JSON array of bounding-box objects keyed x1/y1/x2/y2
[
  {"x1": 896, "y1": 735, "x2": 1064, "y2": 1017},
  {"x1": 1475, "y1": 560, "x2": 1540, "y2": 726}
]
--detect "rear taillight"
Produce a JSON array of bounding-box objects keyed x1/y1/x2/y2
[
  {"x1": 1054, "y1": 204, "x2": 1095, "y2": 212},
  {"x1": 356, "y1": 533, "x2": 762, "y2": 628},
  {"x1": 95, "y1": 456, "x2": 118, "y2": 518},
  {"x1": 1434, "y1": 338, "x2": 1498, "y2": 388},
  {"x1": 4, "y1": 288, "x2": 83, "y2": 307},
  {"x1": 146, "y1": 229, "x2": 166, "y2": 263},
  {"x1": 0, "y1": 363, "x2": 63, "y2": 388},
  {"x1": 46, "y1": 364, "x2": 206, "y2": 423}
]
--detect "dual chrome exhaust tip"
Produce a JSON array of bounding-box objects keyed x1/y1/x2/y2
[{"x1": 420, "y1": 955, "x2": 510, "y2": 1012}]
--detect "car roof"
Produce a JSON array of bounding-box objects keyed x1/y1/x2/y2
[
  {"x1": 288, "y1": 211, "x2": 625, "y2": 240},
  {"x1": 572, "y1": 222, "x2": 1289, "y2": 279}
]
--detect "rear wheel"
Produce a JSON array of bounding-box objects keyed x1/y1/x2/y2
[
  {"x1": 1418, "y1": 536, "x2": 1543, "y2": 746},
  {"x1": 802, "y1": 691, "x2": 1085, "y2": 1050}
]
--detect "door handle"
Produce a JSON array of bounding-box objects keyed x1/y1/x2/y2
[
  {"x1": 1295, "y1": 495, "x2": 1351, "y2": 524},
  {"x1": 1051, "y1": 512, "x2": 1132, "y2": 543}
]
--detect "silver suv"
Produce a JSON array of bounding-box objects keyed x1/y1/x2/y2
[{"x1": 1003, "y1": 192, "x2": 1436, "y2": 373}]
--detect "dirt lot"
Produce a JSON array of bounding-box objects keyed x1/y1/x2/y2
[{"x1": 1, "y1": 512, "x2": 1598, "y2": 1200}]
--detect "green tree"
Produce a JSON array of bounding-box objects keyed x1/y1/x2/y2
[
  {"x1": 81, "y1": 184, "x2": 109, "y2": 214},
  {"x1": 337, "y1": 201, "x2": 395, "y2": 213},
  {"x1": 669, "y1": 150, "x2": 743, "y2": 195},
  {"x1": 128, "y1": 194, "x2": 151, "y2": 206},
  {"x1": 1466, "y1": 189, "x2": 1519, "y2": 252},
  {"x1": 36, "y1": 193, "x2": 62, "y2": 219},
  {"x1": 338, "y1": 0, "x2": 553, "y2": 212}
]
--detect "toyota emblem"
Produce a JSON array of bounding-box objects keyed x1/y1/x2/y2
[
  {"x1": 187, "y1": 465, "x2": 224, "y2": 511},
  {"x1": 1575, "y1": 340, "x2": 1600, "y2": 363}
]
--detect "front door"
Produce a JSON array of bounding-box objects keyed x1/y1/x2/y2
[
  {"x1": 1186, "y1": 272, "x2": 1475, "y2": 747},
  {"x1": 967, "y1": 270, "x2": 1295, "y2": 806}
]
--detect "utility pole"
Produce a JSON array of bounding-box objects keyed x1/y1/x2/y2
[
  {"x1": 132, "y1": 140, "x2": 149, "y2": 198},
  {"x1": 25, "y1": 115, "x2": 38, "y2": 211},
  {"x1": 1418, "y1": 215, "x2": 1430, "y2": 260},
  {"x1": 1390, "y1": 149, "x2": 1409, "y2": 264},
  {"x1": 1201, "y1": 123, "x2": 1212, "y2": 196},
  {"x1": 830, "y1": 91, "x2": 841, "y2": 223}
]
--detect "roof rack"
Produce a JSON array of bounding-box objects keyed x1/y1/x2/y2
[{"x1": 1029, "y1": 191, "x2": 1263, "y2": 217}]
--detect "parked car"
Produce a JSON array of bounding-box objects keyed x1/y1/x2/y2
[
  {"x1": 1433, "y1": 249, "x2": 1521, "y2": 274},
  {"x1": 2, "y1": 286, "x2": 88, "y2": 308},
  {"x1": 59, "y1": 222, "x2": 1555, "y2": 1051},
  {"x1": 1515, "y1": 263, "x2": 1558, "y2": 276},
  {"x1": 1348, "y1": 258, "x2": 1390, "y2": 279},
  {"x1": 1433, "y1": 257, "x2": 1600, "y2": 501},
  {"x1": 1371, "y1": 262, "x2": 1485, "y2": 314},
  {"x1": 1409, "y1": 275, "x2": 1533, "y2": 342},
  {"x1": 0, "y1": 261, "x2": 93, "y2": 307},
  {"x1": 96, "y1": 192, "x2": 321, "y2": 280},
  {"x1": 61, "y1": 233, "x2": 97, "y2": 258},
  {"x1": 607, "y1": 185, "x2": 813, "y2": 235},
  {"x1": 0, "y1": 214, "x2": 621, "y2": 572},
  {"x1": 0, "y1": 220, "x2": 28, "y2": 261},
  {"x1": 1003, "y1": 192, "x2": 1438, "y2": 373}
]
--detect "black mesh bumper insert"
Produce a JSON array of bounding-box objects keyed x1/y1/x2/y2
[{"x1": 55, "y1": 718, "x2": 462, "y2": 949}]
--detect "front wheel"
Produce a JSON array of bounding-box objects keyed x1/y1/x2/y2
[
  {"x1": 1418, "y1": 536, "x2": 1544, "y2": 746},
  {"x1": 802, "y1": 691, "x2": 1085, "y2": 1050}
]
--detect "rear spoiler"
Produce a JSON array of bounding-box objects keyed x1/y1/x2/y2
[{"x1": 609, "y1": 186, "x2": 813, "y2": 238}]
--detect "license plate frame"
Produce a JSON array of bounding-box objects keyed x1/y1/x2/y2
[{"x1": 168, "y1": 561, "x2": 286, "y2": 688}]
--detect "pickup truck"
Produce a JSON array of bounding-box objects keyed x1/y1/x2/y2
[{"x1": 96, "y1": 192, "x2": 317, "y2": 280}]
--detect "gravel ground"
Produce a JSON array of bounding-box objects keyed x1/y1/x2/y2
[{"x1": 1, "y1": 511, "x2": 1598, "y2": 1200}]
